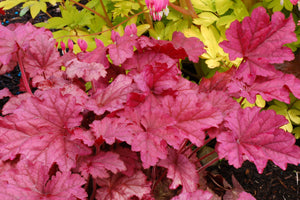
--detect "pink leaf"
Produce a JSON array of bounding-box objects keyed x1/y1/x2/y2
[
  {"x1": 108, "y1": 34, "x2": 137, "y2": 65},
  {"x1": 79, "y1": 151, "x2": 126, "y2": 179},
  {"x1": 121, "y1": 95, "x2": 177, "y2": 168},
  {"x1": 171, "y1": 31, "x2": 206, "y2": 62},
  {"x1": 113, "y1": 146, "x2": 141, "y2": 177},
  {"x1": 216, "y1": 107, "x2": 300, "y2": 173},
  {"x1": 171, "y1": 189, "x2": 213, "y2": 200},
  {"x1": 0, "y1": 160, "x2": 87, "y2": 200},
  {"x1": 220, "y1": 7, "x2": 296, "y2": 84},
  {"x1": 0, "y1": 88, "x2": 12, "y2": 99},
  {"x1": 77, "y1": 45, "x2": 110, "y2": 69},
  {"x1": 86, "y1": 74, "x2": 134, "y2": 115},
  {"x1": 131, "y1": 62, "x2": 180, "y2": 95},
  {"x1": 91, "y1": 117, "x2": 134, "y2": 145},
  {"x1": 23, "y1": 34, "x2": 61, "y2": 78},
  {"x1": 158, "y1": 148, "x2": 199, "y2": 192},
  {"x1": 96, "y1": 171, "x2": 151, "y2": 200},
  {"x1": 162, "y1": 93, "x2": 223, "y2": 146},
  {"x1": 0, "y1": 89, "x2": 91, "y2": 171},
  {"x1": 65, "y1": 58, "x2": 107, "y2": 81},
  {"x1": 227, "y1": 70, "x2": 297, "y2": 104},
  {"x1": 237, "y1": 192, "x2": 256, "y2": 200},
  {"x1": 0, "y1": 25, "x2": 16, "y2": 65}
]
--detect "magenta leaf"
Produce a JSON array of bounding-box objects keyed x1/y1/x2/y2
[
  {"x1": 0, "y1": 89, "x2": 91, "y2": 171},
  {"x1": 131, "y1": 62, "x2": 180, "y2": 95},
  {"x1": 65, "y1": 58, "x2": 107, "y2": 81},
  {"x1": 171, "y1": 189, "x2": 213, "y2": 200},
  {"x1": 91, "y1": 117, "x2": 134, "y2": 145},
  {"x1": 108, "y1": 33, "x2": 137, "y2": 65},
  {"x1": 86, "y1": 74, "x2": 134, "y2": 115},
  {"x1": 121, "y1": 95, "x2": 177, "y2": 168},
  {"x1": 171, "y1": 31, "x2": 206, "y2": 62},
  {"x1": 162, "y1": 93, "x2": 223, "y2": 146},
  {"x1": 113, "y1": 146, "x2": 141, "y2": 177},
  {"x1": 158, "y1": 148, "x2": 199, "y2": 192},
  {"x1": 220, "y1": 7, "x2": 296, "y2": 84},
  {"x1": 0, "y1": 25, "x2": 16, "y2": 65},
  {"x1": 237, "y1": 192, "x2": 256, "y2": 200},
  {"x1": 79, "y1": 151, "x2": 126, "y2": 179},
  {"x1": 0, "y1": 88, "x2": 12, "y2": 99},
  {"x1": 23, "y1": 34, "x2": 61, "y2": 78},
  {"x1": 96, "y1": 171, "x2": 151, "y2": 200},
  {"x1": 227, "y1": 70, "x2": 299, "y2": 104},
  {"x1": 216, "y1": 107, "x2": 300, "y2": 173},
  {"x1": 0, "y1": 160, "x2": 87, "y2": 200}
]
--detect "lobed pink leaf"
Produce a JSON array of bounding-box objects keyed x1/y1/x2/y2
[
  {"x1": 86, "y1": 74, "x2": 134, "y2": 115},
  {"x1": 158, "y1": 148, "x2": 199, "y2": 192},
  {"x1": 91, "y1": 117, "x2": 134, "y2": 145},
  {"x1": 79, "y1": 151, "x2": 126, "y2": 179},
  {"x1": 108, "y1": 33, "x2": 137, "y2": 65},
  {"x1": 216, "y1": 107, "x2": 300, "y2": 173},
  {"x1": 162, "y1": 93, "x2": 223, "y2": 146},
  {"x1": 96, "y1": 171, "x2": 151, "y2": 200},
  {"x1": 121, "y1": 95, "x2": 178, "y2": 168},
  {"x1": 220, "y1": 7, "x2": 297, "y2": 84},
  {"x1": 23, "y1": 34, "x2": 61, "y2": 78},
  {"x1": 0, "y1": 89, "x2": 91, "y2": 171},
  {"x1": 65, "y1": 58, "x2": 107, "y2": 81},
  {"x1": 171, "y1": 31, "x2": 206, "y2": 62},
  {"x1": 0, "y1": 160, "x2": 87, "y2": 200}
]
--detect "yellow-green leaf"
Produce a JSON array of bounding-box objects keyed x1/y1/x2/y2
[
  {"x1": 255, "y1": 95, "x2": 266, "y2": 108},
  {"x1": 215, "y1": 0, "x2": 233, "y2": 15},
  {"x1": 193, "y1": 12, "x2": 219, "y2": 27},
  {"x1": 137, "y1": 24, "x2": 150, "y2": 36},
  {"x1": 0, "y1": 0, "x2": 26, "y2": 10},
  {"x1": 288, "y1": 109, "x2": 300, "y2": 124},
  {"x1": 191, "y1": 0, "x2": 216, "y2": 12},
  {"x1": 292, "y1": 126, "x2": 300, "y2": 139}
]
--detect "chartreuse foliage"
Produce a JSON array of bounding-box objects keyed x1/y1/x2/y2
[
  {"x1": 269, "y1": 94, "x2": 300, "y2": 139},
  {"x1": 0, "y1": 0, "x2": 62, "y2": 19}
]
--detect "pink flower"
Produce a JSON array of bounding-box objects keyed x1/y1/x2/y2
[{"x1": 145, "y1": 0, "x2": 169, "y2": 21}]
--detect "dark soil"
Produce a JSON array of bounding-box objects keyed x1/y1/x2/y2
[{"x1": 1, "y1": 3, "x2": 300, "y2": 200}]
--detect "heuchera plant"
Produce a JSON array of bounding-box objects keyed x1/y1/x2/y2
[{"x1": 0, "y1": 6, "x2": 300, "y2": 200}]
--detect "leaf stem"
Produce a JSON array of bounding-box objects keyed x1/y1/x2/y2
[
  {"x1": 90, "y1": 176, "x2": 97, "y2": 200},
  {"x1": 17, "y1": 51, "x2": 33, "y2": 96},
  {"x1": 184, "y1": 0, "x2": 197, "y2": 17},
  {"x1": 197, "y1": 156, "x2": 219, "y2": 173},
  {"x1": 194, "y1": 149, "x2": 216, "y2": 163},
  {"x1": 169, "y1": 2, "x2": 198, "y2": 18},
  {"x1": 152, "y1": 168, "x2": 168, "y2": 191},
  {"x1": 99, "y1": 0, "x2": 113, "y2": 27},
  {"x1": 69, "y1": 0, "x2": 112, "y2": 27},
  {"x1": 188, "y1": 137, "x2": 213, "y2": 159},
  {"x1": 57, "y1": 10, "x2": 147, "y2": 39}
]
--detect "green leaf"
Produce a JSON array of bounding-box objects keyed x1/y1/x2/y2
[
  {"x1": 0, "y1": 0, "x2": 26, "y2": 10},
  {"x1": 191, "y1": 0, "x2": 216, "y2": 12},
  {"x1": 193, "y1": 12, "x2": 219, "y2": 26},
  {"x1": 292, "y1": 126, "x2": 300, "y2": 139},
  {"x1": 215, "y1": 0, "x2": 233, "y2": 15},
  {"x1": 20, "y1": 6, "x2": 30, "y2": 17},
  {"x1": 288, "y1": 109, "x2": 300, "y2": 125},
  {"x1": 137, "y1": 24, "x2": 150, "y2": 36}
]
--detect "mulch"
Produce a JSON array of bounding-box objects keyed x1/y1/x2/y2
[{"x1": 1, "y1": 3, "x2": 300, "y2": 200}]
